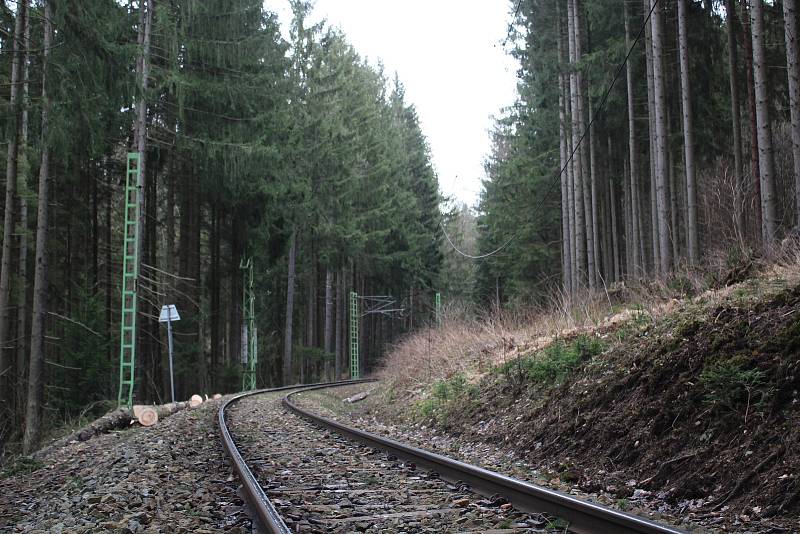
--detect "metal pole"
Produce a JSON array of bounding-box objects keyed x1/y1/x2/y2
[
  {"x1": 350, "y1": 291, "x2": 359, "y2": 379},
  {"x1": 167, "y1": 315, "x2": 175, "y2": 404}
]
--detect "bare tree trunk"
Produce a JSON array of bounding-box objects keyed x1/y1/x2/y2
[
  {"x1": 574, "y1": 0, "x2": 595, "y2": 290},
  {"x1": 650, "y1": 0, "x2": 672, "y2": 275},
  {"x1": 669, "y1": 146, "x2": 681, "y2": 261},
  {"x1": 725, "y1": 0, "x2": 746, "y2": 240},
  {"x1": 559, "y1": 83, "x2": 572, "y2": 293},
  {"x1": 557, "y1": 3, "x2": 572, "y2": 294},
  {"x1": 0, "y1": 0, "x2": 27, "y2": 409},
  {"x1": 784, "y1": 0, "x2": 800, "y2": 227},
  {"x1": 135, "y1": 0, "x2": 152, "y2": 253},
  {"x1": 624, "y1": 0, "x2": 642, "y2": 277},
  {"x1": 323, "y1": 268, "x2": 333, "y2": 379},
  {"x1": 283, "y1": 231, "x2": 297, "y2": 385},
  {"x1": 335, "y1": 267, "x2": 343, "y2": 379},
  {"x1": 741, "y1": 0, "x2": 761, "y2": 233},
  {"x1": 610, "y1": 165, "x2": 621, "y2": 282},
  {"x1": 678, "y1": 0, "x2": 699, "y2": 263},
  {"x1": 644, "y1": 0, "x2": 660, "y2": 274},
  {"x1": 750, "y1": 0, "x2": 778, "y2": 243},
  {"x1": 23, "y1": 0, "x2": 51, "y2": 455},
  {"x1": 15, "y1": 7, "x2": 31, "y2": 421},
  {"x1": 624, "y1": 159, "x2": 633, "y2": 275},
  {"x1": 589, "y1": 100, "x2": 601, "y2": 282},
  {"x1": 567, "y1": 0, "x2": 586, "y2": 288},
  {"x1": 567, "y1": 125, "x2": 578, "y2": 292}
]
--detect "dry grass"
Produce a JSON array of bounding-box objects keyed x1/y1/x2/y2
[
  {"x1": 377, "y1": 286, "x2": 662, "y2": 396},
  {"x1": 377, "y1": 241, "x2": 800, "y2": 398}
]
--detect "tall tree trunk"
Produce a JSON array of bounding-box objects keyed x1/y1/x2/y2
[
  {"x1": 678, "y1": 0, "x2": 699, "y2": 263},
  {"x1": 23, "y1": 0, "x2": 52, "y2": 455},
  {"x1": 669, "y1": 146, "x2": 681, "y2": 261},
  {"x1": 559, "y1": 82, "x2": 572, "y2": 293},
  {"x1": 589, "y1": 100, "x2": 601, "y2": 283},
  {"x1": 644, "y1": 0, "x2": 660, "y2": 274},
  {"x1": 624, "y1": 0, "x2": 642, "y2": 277},
  {"x1": 283, "y1": 231, "x2": 297, "y2": 385},
  {"x1": 567, "y1": 0, "x2": 586, "y2": 288},
  {"x1": 0, "y1": 0, "x2": 27, "y2": 409},
  {"x1": 610, "y1": 165, "x2": 621, "y2": 282},
  {"x1": 306, "y1": 252, "x2": 316, "y2": 348},
  {"x1": 650, "y1": 0, "x2": 672, "y2": 275},
  {"x1": 567, "y1": 122, "x2": 579, "y2": 292},
  {"x1": 624, "y1": 159, "x2": 633, "y2": 275},
  {"x1": 210, "y1": 203, "x2": 221, "y2": 389},
  {"x1": 557, "y1": 3, "x2": 572, "y2": 294},
  {"x1": 574, "y1": 0, "x2": 596, "y2": 290},
  {"x1": 784, "y1": 0, "x2": 800, "y2": 227},
  {"x1": 135, "y1": 0, "x2": 152, "y2": 253},
  {"x1": 323, "y1": 269, "x2": 333, "y2": 352},
  {"x1": 726, "y1": 0, "x2": 746, "y2": 241},
  {"x1": 335, "y1": 267, "x2": 343, "y2": 380},
  {"x1": 15, "y1": 6, "x2": 31, "y2": 421},
  {"x1": 750, "y1": 0, "x2": 778, "y2": 243},
  {"x1": 741, "y1": 0, "x2": 761, "y2": 233}
]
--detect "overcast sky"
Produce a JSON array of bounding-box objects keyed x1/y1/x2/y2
[{"x1": 271, "y1": 1, "x2": 519, "y2": 207}]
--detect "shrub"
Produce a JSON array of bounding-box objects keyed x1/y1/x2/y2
[{"x1": 700, "y1": 355, "x2": 771, "y2": 420}]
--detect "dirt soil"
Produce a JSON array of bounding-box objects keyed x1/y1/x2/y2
[{"x1": 359, "y1": 273, "x2": 800, "y2": 533}]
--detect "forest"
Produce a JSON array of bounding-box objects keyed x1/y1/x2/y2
[
  {"x1": 3, "y1": 0, "x2": 800, "y2": 457},
  {"x1": 477, "y1": 0, "x2": 800, "y2": 305},
  {"x1": 0, "y1": 0, "x2": 441, "y2": 454}
]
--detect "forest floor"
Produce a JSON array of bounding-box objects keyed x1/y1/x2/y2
[
  {"x1": 308, "y1": 258, "x2": 800, "y2": 533},
  {"x1": 0, "y1": 398, "x2": 251, "y2": 533}
]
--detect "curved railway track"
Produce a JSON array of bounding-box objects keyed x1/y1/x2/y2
[{"x1": 219, "y1": 381, "x2": 685, "y2": 534}]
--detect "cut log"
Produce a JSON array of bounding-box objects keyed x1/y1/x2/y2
[
  {"x1": 34, "y1": 401, "x2": 190, "y2": 458},
  {"x1": 212, "y1": 393, "x2": 222, "y2": 400},
  {"x1": 132, "y1": 405, "x2": 158, "y2": 426},
  {"x1": 189, "y1": 394, "x2": 203, "y2": 407},
  {"x1": 344, "y1": 391, "x2": 369, "y2": 403}
]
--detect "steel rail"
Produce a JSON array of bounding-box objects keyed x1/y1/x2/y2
[
  {"x1": 218, "y1": 380, "x2": 374, "y2": 534},
  {"x1": 283, "y1": 382, "x2": 686, "y2": 534}
]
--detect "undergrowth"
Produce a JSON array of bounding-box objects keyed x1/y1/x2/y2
[
  {"x1": 700, "y1": 354, "x2": 772, "y2": 422},
  {"x1": 497, "y1": 334, "x2": 606, "y2": 386}
]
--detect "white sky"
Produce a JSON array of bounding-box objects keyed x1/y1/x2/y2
[{"x1": 271, "y1": 1, "x2": 519, "y2": 207}]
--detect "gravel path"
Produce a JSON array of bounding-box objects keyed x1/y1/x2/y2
[
  {"x1": 0, "y1": 399, "x2": 250, "y2": 533},
  {"x1": 225, "y1": 390, "x2": 563, "y2": 533}
]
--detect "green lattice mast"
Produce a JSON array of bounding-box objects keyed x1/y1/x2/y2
[
  {"x1": 435, "y1": 292, "x2": 442, "y2": 325},
  {"x1": 117, "y1": 153, "x2": 141, "y2": 408},
  {"x1": 349, "y1": 291, "x2": 359, "y2": 379},
  {"x1": 241, "y1": 258, "x2": 256, "y2": 390}
]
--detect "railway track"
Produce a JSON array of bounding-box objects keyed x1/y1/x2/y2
[{"x1": 219, "y1": 381, "x2": 685, "y2": 534}]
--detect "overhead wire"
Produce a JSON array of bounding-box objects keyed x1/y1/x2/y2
[{"x1": 441, "y1": 0, "x2": 660, "y2": 261}]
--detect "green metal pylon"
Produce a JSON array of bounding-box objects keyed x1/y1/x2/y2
[
  {"x1": 240, "y1": 258, "x2": 256, "y2": 391},
  {"x1": 349, "y1": 291, "x2": 359, "y2": 379},
  {"x1": 435, "y1": 292, "x2": 442, "y2": 325},
  {"x1": 118, "y1": 153, "x2": 142, "y2": 409}
]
